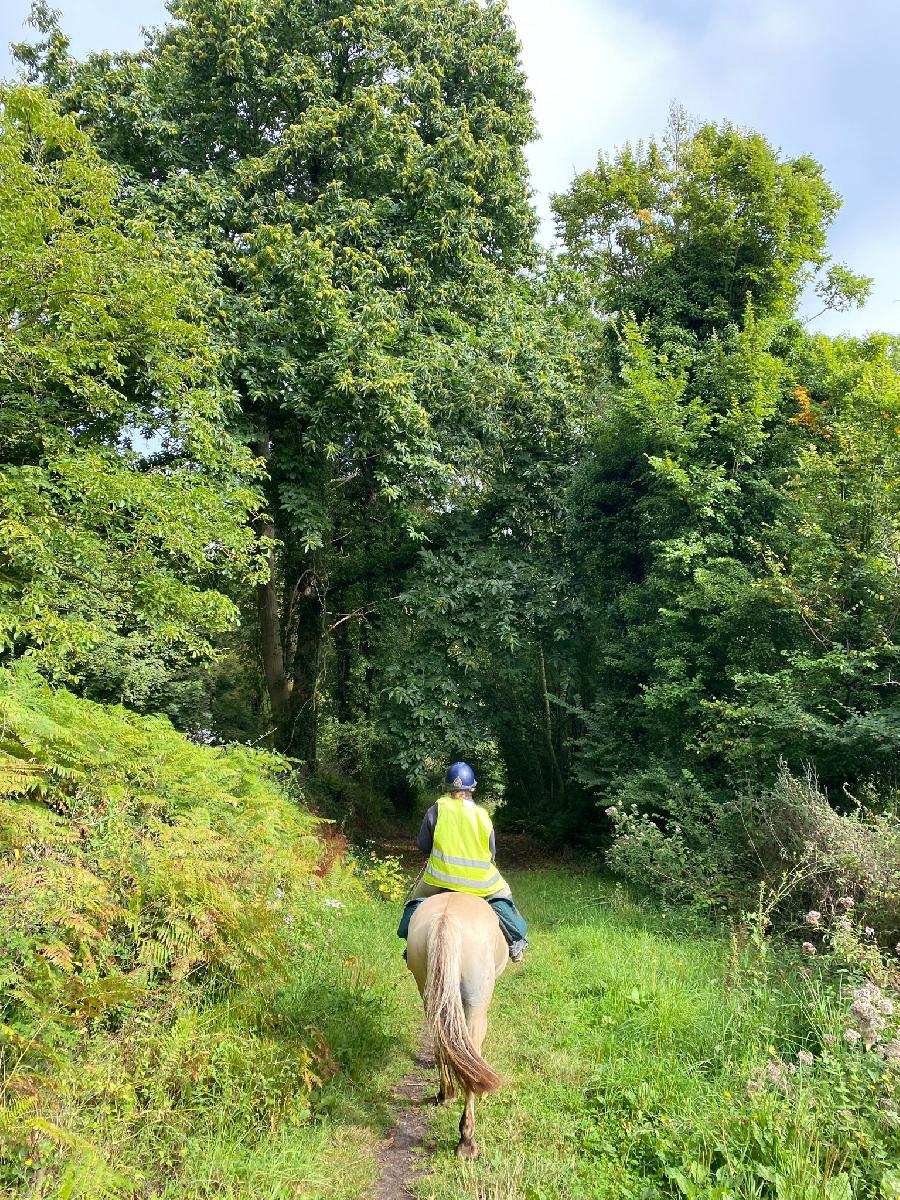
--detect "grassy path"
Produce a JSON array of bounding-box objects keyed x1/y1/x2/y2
[
  {"x1": 407, "y1": 868, "x2": 739, "y2": 1200},
  {"x1": 302, "y1": 865, "x2": 747, "y2": 1199},
  {"x1": 370, "y1": 1041, "x2": 435, "y2": 1200},
  {"x1": 408, "y1": 873, "x2": 739, "y2": 1200},
  {"x1": 149, "y1": 888, "x2": 420, "y2": 1200},
  {"x1": 304, "y1": 865, "x2": 894, "y2": 1200}
]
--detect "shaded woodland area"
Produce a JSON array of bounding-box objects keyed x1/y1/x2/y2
[
  {"x1": 5, "y1": 1, "x2": 896, "y2": 856},
  {"x1": 1, "y1": 3, "x2": 899, "y2": 1197}
]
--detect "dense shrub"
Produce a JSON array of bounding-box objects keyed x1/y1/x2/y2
[
  {"x1": 0, "y1": 665, "x2": 352, "y2": 1194},
  {"x1": 606, "y1": 767, "x2": 900, "y2": 944}
]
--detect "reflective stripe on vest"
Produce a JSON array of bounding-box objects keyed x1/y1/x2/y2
[{"x1": 422, "y1": 795, "x2": 507, "y2": 897}]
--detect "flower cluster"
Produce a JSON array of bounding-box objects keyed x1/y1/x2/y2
[
  {"x1": 845, "y1": 982, "x2": 898, "y2": 1053},
  {"x1": 746, "y1": 1050, "x2": 816, "y2": 1096},
  {"x1": 798, "y1": 891, "x2": 895, "y2": 985}
]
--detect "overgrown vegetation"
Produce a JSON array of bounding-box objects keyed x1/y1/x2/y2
[
  {"x1": 0, "y1": 667, "x2": 414, "y2": 1197},
  {"x1": 2, "y1": 0, "x2": 899, "y2": 1193},
  {"x1": 420, "y1": 870, "x2": 900, "y2": 1200}
]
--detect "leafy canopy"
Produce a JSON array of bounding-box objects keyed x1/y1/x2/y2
[
  {"x1": 23, "y1": 0, "x2": 545, "y2": 752},
  {"x1": 0, "y1": 84, "x2": 264, "y2": 677},
  {"x1": 553, "y1": 108, "x2": 870, "y2": 342}
]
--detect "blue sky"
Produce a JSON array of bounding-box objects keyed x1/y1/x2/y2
[{"x1": 3, "y1": 0, "x2": 898, "y2": 335}]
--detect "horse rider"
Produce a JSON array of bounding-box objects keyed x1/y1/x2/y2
[{"x1": 397, "y1": 761, "x2": 528, "y2": 962}]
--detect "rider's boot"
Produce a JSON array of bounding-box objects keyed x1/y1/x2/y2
[{"x1": 509, "y1": 937, "x2": 527, "y2": 963}]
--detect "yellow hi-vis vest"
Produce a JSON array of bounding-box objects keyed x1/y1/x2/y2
[{"x1": 422, "y1": 795, "x2": 507, "y2": 897}]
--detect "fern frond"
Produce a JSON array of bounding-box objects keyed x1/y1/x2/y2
[{"x1": 41, "y1": 943, "x2": 76, "y2": 974}]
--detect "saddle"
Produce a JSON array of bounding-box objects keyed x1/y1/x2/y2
[{"x1": 397, "y1": 893, "x2": 527, "y2": 946}]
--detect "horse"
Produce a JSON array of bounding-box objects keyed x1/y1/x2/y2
[{"x1": 406, "y1": 890, "x2": 509, "y2": 1159}]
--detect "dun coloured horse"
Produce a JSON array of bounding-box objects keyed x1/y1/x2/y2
[{"x1": 406, "y1": 891, "x2": 508, "y2": 1159}]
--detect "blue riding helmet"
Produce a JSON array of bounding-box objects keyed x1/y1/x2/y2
[{"x1": 446, "y1": 761, "x2": 477, "y2": 790}]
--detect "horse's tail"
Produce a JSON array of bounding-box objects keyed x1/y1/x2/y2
[{"x1": 424, "y1": 911, "x2": 500, "y2": 1096}]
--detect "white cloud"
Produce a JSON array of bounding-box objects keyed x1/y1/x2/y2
[
  {"x1": 507, "y1": 0, "x2": 678, "y2": 242},
  {"x1": 507, "y1": 0, "x2": 900, "y2": 334}
]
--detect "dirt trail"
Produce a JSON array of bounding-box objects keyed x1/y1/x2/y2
[
  {"x1": 371, "y1": 1042, "x2": 436, "y2": 1200},
  {"x1": 367, "y1": 830, "x2": 558, "y2": 1198}
]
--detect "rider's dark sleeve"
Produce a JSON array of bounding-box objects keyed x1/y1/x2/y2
[{"x1": 417, "y1": 804, "x2": 438, "y2": 856}]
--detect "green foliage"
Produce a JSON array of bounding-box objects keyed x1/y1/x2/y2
[
  {"x1": 604, "y1": 767, "x2": 900, "y2": 949},
  {"x1": 353, "y1": 848, "x2": 407, "y2": 902},
  {"x1": 561, "y1": 311, "x2": 898, "y2": 861},
  {"x1": 553, "y1": 107, "x2": 855, "y2": 341},
  {"x1": 0, "y1": 664, "x2": 348, "y2": 1193},
  {"x1": 373, "y1": 266, "x2": 591, "y2": 821},
  {"x1": 0, "y1": 84, "x2": 264, "y2": 677},
  {"x1": 5, "y1": 0, "x2": 897, "y2": 1006},
  {"x1": 24, "y1": 0, "x2": 544, "y2": 756},
  {"x1": 5, "y1": 7, "x2": 898, "y2": 1197},
  {"x1": 420, "y1": 869, "x2": 899, "y2": 1200},
  {"x1": 547, "y1": 114, "x2": 896, "y2": 869}
]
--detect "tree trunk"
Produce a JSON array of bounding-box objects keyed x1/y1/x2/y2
[
  {"x1": 334, "y1": 615, "x2": 351, "y2": 723},
  {"x1": 281, "y1": 581, "x2": 323, "y2": 765},
  {"x1": 254, "y1": 513, "x2": 292, "y2": 737},
  {"x1": 539, "y1": 645, "x2": 565, "y2": 801},
  {"x1": 252, "y1": 432, "x2": 324, "y2": 764}
]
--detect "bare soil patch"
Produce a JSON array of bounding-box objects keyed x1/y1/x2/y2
[{"x1": 370, "y1": 1042, "x2": 436, "y2": 1200}]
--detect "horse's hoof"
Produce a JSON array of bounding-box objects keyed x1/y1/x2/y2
[
  {"x1": 431, "y1": 1092, "x2": 455, "y2": 1106},
  {"x1": 456, "y1": 1140, "x2": 479, "y2": 1160}
]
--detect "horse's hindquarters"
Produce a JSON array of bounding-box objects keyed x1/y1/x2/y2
[
  {"x1": 407, "y1": 892, "x2": 505, "y2": 1001},
  {"x1": 406, "y1": 891, "x2": 505, "y2": 1156}
]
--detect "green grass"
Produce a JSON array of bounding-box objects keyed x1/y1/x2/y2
[
  {"x1": 6, "y1": 831, "x2": 895, "y2": 1198},
  {"x1": 407, "y1": 869, "x2": 899, "y2": 1200},
  {"x1": 150, "y1": 892, "x2": 422, "y2": 1200}
]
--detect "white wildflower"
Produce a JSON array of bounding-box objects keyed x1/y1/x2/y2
[
  {"x1": 797, "y1": 1050, "x2": 814, "y2": 1067},
  {"x1": 854, "y1": 982, "x2": 881, "y2": 1002},
  {"x1": 323, "y1": 898, "x2": 344, "y2": 909},
  {"x1": 805, "y1": 910, "x2": 821, "y2": 927},
  {"x1": 844, "y1": 1028, "x2": 861, "y2": 1044},
  {"x1": 851, "y1": 998, "x2": 878, "y2": 1023},
  {"x1": 802, "y1": 941, "x2": 817, "y2": 956}
]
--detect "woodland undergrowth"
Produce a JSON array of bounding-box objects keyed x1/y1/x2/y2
[{"x1": 0, "y1": 665, "x2": 413, "y2": 1199}]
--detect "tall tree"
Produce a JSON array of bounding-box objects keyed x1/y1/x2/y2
[
  {"x1": 553, "y1": 108, "x2": 865, "y2": 347},
  {"x1": 0, "y1": 84, "x2": 262, "y2": 679},
  {"x1": 376, "y1": 267, "x2": 593, "y2": 826},
  {"x1": 20, "y1": 0, "x2": 538, "y2": 761},
  {"x1": 556, "y1": 116, "x2": 895, "y2": 818}
]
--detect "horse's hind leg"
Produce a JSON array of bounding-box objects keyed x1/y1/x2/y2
[
  {"x1": 455, "y1": 1005, "x2": 488, "y2": 1159},
  {"x1": 457, "y1": 1091, "x2": 478, "y2": 1158}
]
